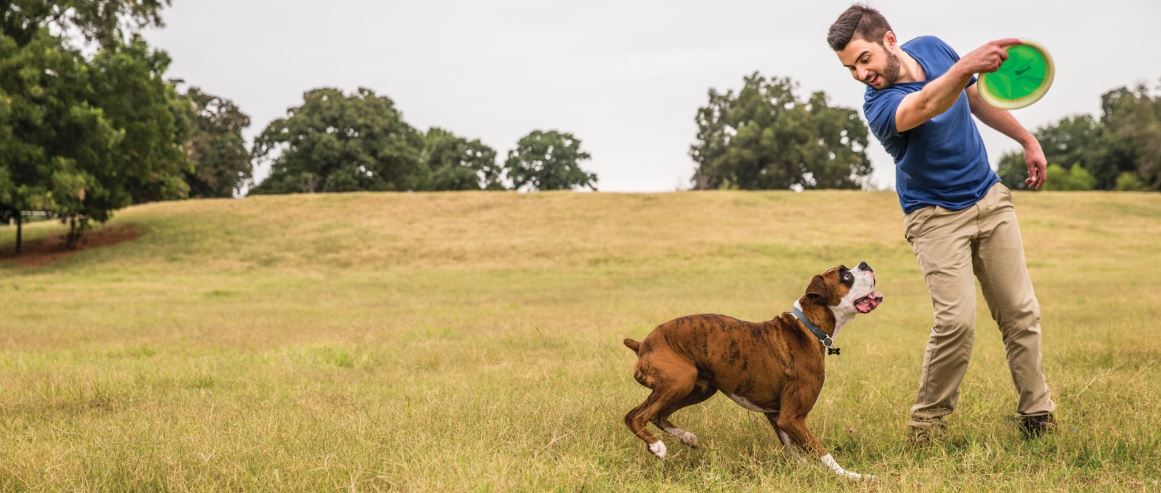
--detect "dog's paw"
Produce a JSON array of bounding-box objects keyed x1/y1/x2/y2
[
  {"x1": 648, "y1": 440, "x2": 667, "y2": 459},
  {"x1": 678, "y1": 431, "x2": 699, "y2": 448},
  {"x1": 845, "y1": 471, "x2": 877, "y2": 481}
]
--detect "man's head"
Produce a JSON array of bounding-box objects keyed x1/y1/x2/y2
[{"x1": 827, "y1": 4, "x2": 901, "y2": 90}]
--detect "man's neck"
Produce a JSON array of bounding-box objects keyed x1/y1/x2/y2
[{"x1": 896, "y1": 50, "x2": 926, "y2": 84}]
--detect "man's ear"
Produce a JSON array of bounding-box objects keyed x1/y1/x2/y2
[
  {"x1": 883, "y1": 30, "x2": 897, "y2": 49},
  {"x1": 806, "y1": 275, "x2": 829, "y2": 305}
]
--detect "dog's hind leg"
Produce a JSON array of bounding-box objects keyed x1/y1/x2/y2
[
  {"x1": 652, "y1": 379, "x2": 716, "y2": 448},
  {"x1": 624, "y1": 356, "x2": 698, "y2": 459}
]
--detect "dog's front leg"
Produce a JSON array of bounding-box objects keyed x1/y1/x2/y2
[
  {"x1": 775, "y1": 413, "x2": 873, "y2": 481},
  {"x1": 764, "y1": 412, "x2": 809, "y2": 466}
]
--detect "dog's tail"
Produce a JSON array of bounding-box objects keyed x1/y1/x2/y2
[{"x1": 623, "y1": 338, "x2": 641, "y2": 353}]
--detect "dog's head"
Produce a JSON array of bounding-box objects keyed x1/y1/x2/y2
[{"x1": 802, "y1": 262, "x2": 884, "y2": 320}]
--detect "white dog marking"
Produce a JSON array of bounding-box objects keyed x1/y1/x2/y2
[
  {"x1": 661, "y1": 425, "x2": 699, "y2": 447},
  {"x1": 832, "y1": 266, "x2": 876, "y2": 336},
  {"x1": 727, "y1": 394, "x2": 776, "y2": 413},
  {"x1": 796, "y1": 264, "x2": 878, "y2": 338},
  {"x1": 821, "y1": 453, "x2": 873, "y2": 480},
  {"x1": 648, "y1": 440, "x2": 667, "y2": 459}
]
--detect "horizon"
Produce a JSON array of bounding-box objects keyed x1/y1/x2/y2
[{"x1": 143, "y1": 1, "x2": 1160, "y2": 192}]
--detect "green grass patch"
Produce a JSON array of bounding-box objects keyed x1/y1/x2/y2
[{"x1": 0, "y1": 191, "x2": 1159, "y2": 490}]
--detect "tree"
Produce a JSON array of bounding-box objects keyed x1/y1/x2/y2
[
  {"x1": 998, "y1": 115, "x2": 1105, "y2": 190},
  {"x1": 997, "y1": 81, "x2": 1161, "y2": 192},
  {"x1": 1042, "y1": 164, "x2": 1095, "y2": 191},
  {"x1": 1, "y1": 0, "x2": 170, "y2": 49},
  {"x1": 422, "y1": 127, "x2": 503, "y2": 191},
  {"x1": 996, "y1": 152, "x2": 1027, "y2": 191},
  {"x1": 250, "y1": 87, "x2": 424, "y2": 194},
  {"x1": 0, "y1": 28, "x2": 122, "y2": 251},
  {"x1": 88, "y1": 36, "x2": 194, "y2": 206},
  {"x1": 1115, "y1": 172, "x2": 1145, "y2": 191},
  {"x1": 504, "y1": 130, "x2": 597, "y2": 191},
  {"x1": 1035, "y1": 115, "x2": 1103, "y2": 185},
  {"x1": 690, "y1": 73, "x2": 871, "y2": 190},
  {"x1": 182, "y1": 86, "x2": 252, "y2": 197},
  {"x1": 0, "y1": 2, "x2": 189, "y2": 252},
  {"x1": 1098, "y1": 83, "x2": 1161, "y2": 190}
]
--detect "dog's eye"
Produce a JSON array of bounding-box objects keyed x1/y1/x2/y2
[{"x1": 841, "y1": 271, "x2": 854, "y2": 285}]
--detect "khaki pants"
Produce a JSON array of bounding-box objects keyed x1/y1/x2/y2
[{"x1": 903, "y1": 183, "x2": 1054, "y2": 429}]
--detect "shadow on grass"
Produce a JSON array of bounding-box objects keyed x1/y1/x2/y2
[{"x1": 0, "y1": 223, "x2": 140, "y2": 268}]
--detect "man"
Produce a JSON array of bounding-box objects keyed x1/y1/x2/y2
[{"x1": 826, "y1": 4, "x2": 1055, "y2": 440}]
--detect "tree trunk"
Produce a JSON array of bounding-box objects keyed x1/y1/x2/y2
[
  {"x1": 66, "y1": 215, "x2": 78, "y2": 249},
  {"x1": 14, "y1": 213, "x2": 21, "y2": 255},
  {"x1": 64, "y1": 214, "x2": 89, "y2": 249}
]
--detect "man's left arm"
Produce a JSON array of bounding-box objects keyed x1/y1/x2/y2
[{"x1": 966, "y1": 85, "x2": 1047, "y2": 190}]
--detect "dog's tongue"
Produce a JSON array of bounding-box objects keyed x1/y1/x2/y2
[{"x1": 855, "y1": 291, "x2": 884, "y2": 314}]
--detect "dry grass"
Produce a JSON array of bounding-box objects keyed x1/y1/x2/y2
[{"x1": 1, "y1": 190, "x2": 1159, "y2": 491}]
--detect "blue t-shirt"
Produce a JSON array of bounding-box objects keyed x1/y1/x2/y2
[{"x1": 863, "y1": 36, "x2": 998, "y2": 214}]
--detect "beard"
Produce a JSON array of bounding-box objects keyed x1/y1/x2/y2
[
  {"x1": 865, "y1": 49, "x2": 903, "y2": 88},
  {"x1": 882, "y1": 50, "x2": 901, "y2": 86}
]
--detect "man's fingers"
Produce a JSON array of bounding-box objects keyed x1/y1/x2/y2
[
  {"x1": 1034, "y1": 165, "x2": 1046, "y2": 189},
  {"x1": 1025, "y1": 161, "x2": 1046, "y2": 190},
  {"x1": 993, "y1": 38, "x2": 1023, "y2": 48}
]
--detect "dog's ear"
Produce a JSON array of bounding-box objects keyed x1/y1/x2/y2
[{"x1": 805, "y1": 275, "x2": 829, "y2": 305}]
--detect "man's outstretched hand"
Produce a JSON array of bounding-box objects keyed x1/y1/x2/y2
[{"x1": 959, "y1": 38, "x2": 1022, "y2": 75}]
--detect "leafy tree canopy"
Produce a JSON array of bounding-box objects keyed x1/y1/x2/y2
[
  {"x1": 691, "y1": 73, "x2": 870, "y2": 190},
  {"x1": 182, "y1": 86, "x2": 252, "y2": 198},
  {"x1": 504, "y1": 130, "x2": 597, "y2": 191},
  {"x1": 250, "y1": 87, "x2": 424, "y2": 194},
  {"x1": 998, "y1": 80, "x2": 1161, "y2": 192},
  {"x1": 422, "y1": 127, "x2": 503, "y2": 191}
]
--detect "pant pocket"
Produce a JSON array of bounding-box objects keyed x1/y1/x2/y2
[{"x1": 904, "y1": 206, "x2": 937, "y2": 244}]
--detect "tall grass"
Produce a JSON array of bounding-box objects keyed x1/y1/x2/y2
[{"x1": 1, "y1": 191, "x2": 1159, "y2": 491}]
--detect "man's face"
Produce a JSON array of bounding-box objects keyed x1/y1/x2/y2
[{"x1": 836, "y1": 33, "x2": 901, "y2": 90}]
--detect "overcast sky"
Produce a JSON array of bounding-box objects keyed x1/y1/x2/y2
[{"x1": 143, "y1": 0, "x2": 1160, "y2": 191}]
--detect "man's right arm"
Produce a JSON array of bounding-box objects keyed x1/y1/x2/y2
[{"x1": 893, "y1": 38, "x2": 1022, "y2": 133}]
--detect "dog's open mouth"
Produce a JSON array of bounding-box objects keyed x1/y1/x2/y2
[{"x1": 855, "y1": 292, "x2": 884, "y2": 314}]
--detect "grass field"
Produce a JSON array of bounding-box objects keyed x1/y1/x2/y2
[{"x1": 1, "y1": 190, "x2": 1159, "y2": 491}]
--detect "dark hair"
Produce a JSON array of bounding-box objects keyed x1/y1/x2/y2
[{"x1": 827, "y1": 4, "x2": 893, "y2": 51}]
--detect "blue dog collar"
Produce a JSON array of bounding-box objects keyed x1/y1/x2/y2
[{"x1": 792, "y1": 307, "x2": 840, "y2": 356}]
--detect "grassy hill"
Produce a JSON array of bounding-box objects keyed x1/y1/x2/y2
[{"x1": 1, "y1": 191, "x2": 1159, "y2": 490}]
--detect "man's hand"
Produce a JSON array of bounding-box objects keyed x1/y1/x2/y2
[
  {"x1": 1023, "y1": 139, "x2": 1047, "y2": 190},
  {"x1": 957, "y1": 39, "x2": 1022, "y2": 75}
]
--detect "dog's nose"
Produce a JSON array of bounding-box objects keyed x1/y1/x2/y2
[{"x1": 858, "y1": 261, "x2": 872, "y2": 272}]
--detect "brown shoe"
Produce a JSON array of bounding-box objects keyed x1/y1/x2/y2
[
  {"x1": 1018, "y1": 413, "x2": 1056, "y2": 439},
  {"x1": 908, "y1": 418, "x2": 947, "y2": 445}
]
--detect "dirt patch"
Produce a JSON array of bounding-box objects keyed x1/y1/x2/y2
[{"x1": 0, "y1": 224, "x2": 141, "y2": 268}]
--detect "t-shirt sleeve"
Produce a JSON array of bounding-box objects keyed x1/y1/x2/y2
[
  {"x1": 863, "y1": 89, "x2": 908, "y2": 140},
  {"x1": 933, "y1": 36, "x2": 977, "y2": 87}
]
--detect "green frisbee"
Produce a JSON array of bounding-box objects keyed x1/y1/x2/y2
[{"x1": 978, "y1": 39, "x2": 1054, "y2": 109}]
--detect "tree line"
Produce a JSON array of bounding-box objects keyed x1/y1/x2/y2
[
  {"x1": 688, "y1": 73, "x2": 1161, "y2": 193},
  {"x1": 247, "y1": 87, "x2": 597, "y2": 195},
  {"x1": 0, "y1": 1, "x2": 251, "y2": 252},
  {"x1": 997, "y1": 81, "x2": 1161, "y2": 191},
  {"x1": 2, "y1": 1, "x2": 1157, "y2": 255},
  {"x1": 0, "y1": 1, "x2": 597, "y2": 254}
]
